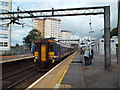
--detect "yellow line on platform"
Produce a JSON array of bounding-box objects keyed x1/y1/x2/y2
[
  {"x1": 26, "y1": 52, "x2": 77, "y2": 89},
  {"x1": 59, "y1": 84, "x2": 71, "y2": 88},
  {"x1": 56, "y1": 52, "x2": 76, "y2": 88},
  {"x1": 58, "y1": 63, "x2": 70, "y2": 84}
]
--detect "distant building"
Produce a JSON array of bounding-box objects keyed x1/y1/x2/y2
[
  {"x1": 80, "y1": 37, "x2": 96, "y2": 50},
  {"x1": 32, "y1": 19, "x2": 44, "y2": 37},
  {"x1": 0, "y1": 0, "x2": 12, "y2": 54},
  {"x1": 94, "y1": 37, "x2": 118, "y2": 55},
  {"x1": 32, "y1": 18, "x2": 61, "y2": 39},
  {"x1": 61, "y1": 30, "x2": 71, "y2": 39}
]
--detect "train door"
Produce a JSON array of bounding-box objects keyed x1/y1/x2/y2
[
  {"x1": 54, "y1": 43, "x2": 59, "y2": 61},
  {"x1": 40, "y1": 44, "x2": 47, "y2": 62},
  {"x1": 34, "y1": 41, "x2": 48, "y2": 63},
  {"x1": 34, "y1": 42, "x2": 40, "y2": 62},
  {"x1": 48, "y1": 41, "x2": 54, "y2": 63}
]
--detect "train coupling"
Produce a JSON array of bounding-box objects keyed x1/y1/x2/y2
[
  {"x1": 52, "y1": 59, "x2": 54, "y2": 63},
  {"x1": 34, "y1": 52, "x2": 39, "y2": 62},
  {"x1": 34, "y1": 57, "x2": 38, "y2": 62}
]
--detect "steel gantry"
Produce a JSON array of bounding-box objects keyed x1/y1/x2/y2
[
  {"x1": 118, "y1": 0, "x2": 120, "y2": 88},
  {"x1": 0, "y1": 6, "x2": 111, "y2": 69},
  {"x1": 0, "y1": 7, "x2": 105, "y2": 19}
]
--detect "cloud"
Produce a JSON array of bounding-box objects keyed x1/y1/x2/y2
[
  {"x1": 11, "y1": 0, "x2": 118, "y2": 45},
  {"x1": 61, "y1": 15, "x2": 104, "y2": 36},
  {"x1": 13, "y1": 0, "x2": 117, "y2": 3},
  {"x1": 11, "y1": 23, "x2": 32, "y2": 46}
]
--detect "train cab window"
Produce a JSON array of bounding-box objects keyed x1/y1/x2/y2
[
  {"x1": 35, "y1": 43, "x2": 39, "y2": 52},
  {"x1": 48, "y1": 43, "x2": 54, "y2": 52}
]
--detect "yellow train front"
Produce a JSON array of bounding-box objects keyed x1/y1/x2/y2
[{"x1": 33, "y1": 38, "x2": 74, "y2": 70}]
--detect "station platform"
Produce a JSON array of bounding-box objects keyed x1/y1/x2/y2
[
  {"x1": 27, "y1": 51, "x2": 118, "y2": 89},
  {"x1": 60, "y1": 52, "x2": 118, "y2": 88},
  {"x1": 0, "y1": 53, "x2": 33, "y2": 63}
]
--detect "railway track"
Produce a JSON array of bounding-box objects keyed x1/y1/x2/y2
[
  {"x1": 2, "y1": 58, "x2": 34, "y2": 74},
  {"x1": 2, "y1": 69, "x2": 40, "y2": 89},
  {"x1": 1, "y1": 57, "x2": 59, "y2": 89},
  {"x1": 1, "y1": 58, "x2": 46, "y2": 89},
  {"x1": 1, "y1": 53, "x2": 73, "y2": 89}
]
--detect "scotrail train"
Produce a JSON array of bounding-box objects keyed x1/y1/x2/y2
[{"x1": 32, "y1": 38, "x2": 75, "y2": 70}]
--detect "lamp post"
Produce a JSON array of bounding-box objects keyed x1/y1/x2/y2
[
  {"x1": 78, "y1": 36, "x2": 81, "y2": 51},
  {"x1": 89, "y1": 16, "x2": 94, "y2": 55}
]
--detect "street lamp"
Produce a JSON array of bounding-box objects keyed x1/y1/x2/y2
[{"x1": 89, "y1": 16, "x2": 94, "y2": 55}]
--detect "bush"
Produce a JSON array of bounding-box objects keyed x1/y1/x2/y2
[{"x1": 2, "y1": 51, "x2": 13, "y2": 56}]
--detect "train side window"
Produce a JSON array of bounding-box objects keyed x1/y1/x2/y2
[{"x1": 57, "y1": 44, "x2": 60, "y2": 51}]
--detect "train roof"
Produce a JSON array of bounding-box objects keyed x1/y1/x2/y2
[
  {"x1": 56, "y1": 42, "x2": 73, "y2": 48},
  {"x1": 34, "y1": 38, "x2": 55, "y2": 43},
  {"x1": 34, "y1": 38, "x2": 73, "y2": 48}
]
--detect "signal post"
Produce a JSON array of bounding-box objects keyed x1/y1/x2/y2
[{"x1": 118, "y1": 0, "x2": 120, "y2": 88}]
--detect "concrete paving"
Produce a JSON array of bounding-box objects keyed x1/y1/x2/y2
[
  {"x1": 1, "y1": 53, "x2": 33, "y2": 61},
  {"x1": 61, "y1": 52, "x2": 84, "y2": 88},
  {"x1": 61, "y1": 51, "x2": 119, "y2": 89}
]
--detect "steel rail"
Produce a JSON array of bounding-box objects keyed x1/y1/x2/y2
[{"x1": 5, "y1": 71, "x2": 39, "y2": 90}]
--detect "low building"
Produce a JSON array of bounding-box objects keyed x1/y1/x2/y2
[
  {"x1": 94, "y1": 37, "x2": 118, "y2": 55},
  {"x1": 61, "y1": 30, "x2": 71, "y2": 40}
]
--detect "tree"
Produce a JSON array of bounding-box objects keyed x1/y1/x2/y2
[
  {"x1": 102, "y1": 27, "x2": 118, "y2": 38},
  {"x1": 11, "y1": 43, "x2": 20, "y2": 48},
  {"x1": 23, "y1": 29, "x2": 43, "y2": 48},
  {"x1": 16, "y1": 43, "x2": 19, "y2": 47},
  {"x1": 110, "y1": 28, "x2": 118, "y2": 38}
]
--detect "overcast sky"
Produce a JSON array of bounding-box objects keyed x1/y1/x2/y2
[{"x1": 11, "y1": 0, "x2": 118, "y2": 45}]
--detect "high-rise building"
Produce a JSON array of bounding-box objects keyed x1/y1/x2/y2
[
  {"x1": 61, "y1": 30, "x2": 71, "y2": 40},
  {"x1": 32, "y1": 18, "x2": 61, "y2": 39},
  {"x1": 0, "y1": 0, "x2": 12, "y2": 54},
  {"x1": 32, "y1": 19, "x2": 44, "y2": 38}
]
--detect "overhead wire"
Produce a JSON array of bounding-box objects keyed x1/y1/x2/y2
[
  {"x1": 12, "y1": 2, "x2": 32, "y2": 23},
  {"x1": 1, "y1": 1, "x2": 56, "y2": 27},
  {"x1": 46, "y1": 0, "x2": 53, "y2": 8},
  {"x1": 11, "y1": 2, "x2": 37, "y2": 28},
  {"x1": 12, "y1": 1, "x2": 54, "y2": 27}
]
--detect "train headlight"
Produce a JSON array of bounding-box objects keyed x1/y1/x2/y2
[{"x1": 35, "y1": 57, "x2": 38, "y2": 59}]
